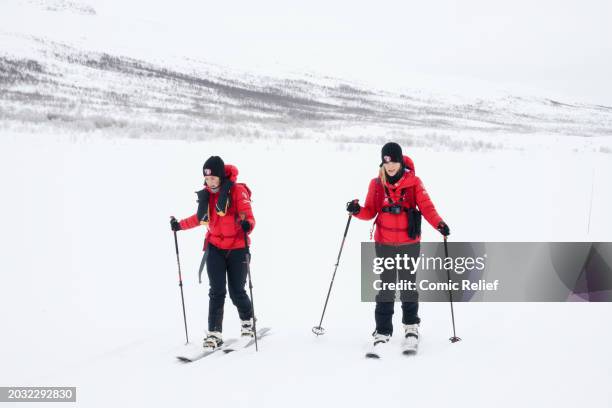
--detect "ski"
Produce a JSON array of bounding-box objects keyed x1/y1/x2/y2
[
  {"x1": 401, "y1": 344, "x2": 418, "y2": 356},
  {"x1": 365, "y1": 332, "x2": 392, "y2": 359},
  {"x1": 401, "y1": 331, "x2": 419, "y2": 356},
  {"x1": 366, "y1": 344, "x2": 418, "y2": 358},
  {"x1": 176, "y1": 339, "x2": 237, "y2": 363},
  {"x1": 223, "y1": 327, "x2": 271, "y2": 353},
  {"x1": 365, "y1": 341, "x2": 390, "y2": 359}
]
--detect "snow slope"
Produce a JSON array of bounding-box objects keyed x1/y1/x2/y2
[
  {"x1": 0, "y1": 133, "x2": 611, "y2": 407},
  {"x1": 2, "y1": 0, "x2": 612, "y2": 152}
]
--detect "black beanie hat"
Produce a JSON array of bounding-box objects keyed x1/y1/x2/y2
[
  {"x1": 380, "y1": 142, "x2": 403, "y2": 166},
  {"x1": 203, "y1": 156, "x2": 225, "y2": 178}
]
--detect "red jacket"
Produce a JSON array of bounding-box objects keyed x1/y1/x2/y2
[
  {"x1": 355, "y1": 155, "x2": 443, "y2": 244},
  {"x1": 179, "y1": 164, "x2": 255, "y2": 250}
]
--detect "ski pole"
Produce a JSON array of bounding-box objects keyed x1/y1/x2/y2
[
  {"x1": 171, "y1": 217, "x2": 189, "y2": 344},
  {"x1": 586, "y1": 165, "x2": 595, "y2": 235},
  {"x1": 243, "y1": 232, "x2": 259, "y2": 351},
  {"x1": 444, "y1": 236, "x2": 461, "y2": 343},
  {"x1": 312, "y1": 213, "x2": 353, "y2": 336}
]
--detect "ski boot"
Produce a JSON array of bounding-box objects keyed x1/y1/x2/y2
[
  {"x1": 203, "y1": 331, "x2": 223, "y2": 350},
  {"x1": 240, "y1": 319, "x2": 255, "y2": 338},
  {"x1": 366, "y1": 331, "x2": 391, "y2": 358},
  {"x1": 401, "y1": 323, "x2": 419, "y2": 354}
]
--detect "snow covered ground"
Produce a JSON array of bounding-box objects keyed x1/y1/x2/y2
[
  {"x1": 1, "y1": 1, "x2": 612, "y2": 407},
  {"x1": 2, "y1": 0, "x2": 612, "y2": 153},
  {"x1": 1, "y1": 133, "x2": 611, "y2": 407}
]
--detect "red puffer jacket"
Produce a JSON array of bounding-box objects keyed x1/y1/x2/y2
[
  {"x1": 355, "y1": 155, "x2": 443, "y2": 244},
  {"x1": 179, "y1": 164, "x2": 255, "y2": 250}
]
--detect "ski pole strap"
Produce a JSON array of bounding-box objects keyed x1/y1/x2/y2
[{"x1": 198, "y1": 248, "x2": 208, "y2": 284}]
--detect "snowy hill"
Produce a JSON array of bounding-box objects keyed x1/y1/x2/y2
[
  {"x1": 1, "y1": 0, "x2": 612, "y2": 151},
  {"x1": 2, "y1": 32, "x2": 612, "y2": 150}
]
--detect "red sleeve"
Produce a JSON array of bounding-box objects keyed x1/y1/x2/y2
[
  {"x1": 355, "y1": 179, "x2": 379, "y2": 221},
  {"x1": 179, "y1": 213, "x2": 200, "y2": 230},
  {"x1": 233, "y1": 185, "x2": 255, "y2": 232},
  {"x1": 414, "y1": 177, "x2": 443, "y2": 228}
]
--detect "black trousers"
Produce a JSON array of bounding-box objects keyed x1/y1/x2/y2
[
  {"x1": 206, "y1": 243, "x2": 253, "y2": 332},
  {"x1": 374, "y1": 242, "x2": 421, "y2": 335}
]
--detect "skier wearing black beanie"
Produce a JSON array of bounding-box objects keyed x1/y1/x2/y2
[
  {"x1": 202, "y1": 156, "x2": 226, "y2": 180},
  {"x1": 347, "y1": 142, "x2": 451, "y2": 358},
  {"x1": 170, "y1": 155, "x2": 257, "y2": 352}
]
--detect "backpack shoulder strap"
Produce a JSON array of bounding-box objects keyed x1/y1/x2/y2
[
  {"x1": 376, "y1": 177, "x2": 395, "y2": 204},
  {"x1": 233, "y1": 182, "x2": 252, "y2": 198},
  {"x1": 397, "y1": 183, "x2": 417, "y2": 209}
]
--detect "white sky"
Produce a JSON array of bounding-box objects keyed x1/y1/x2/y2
[{"x1": 85, "y1": 0, "x2": 612, "y2": 105}]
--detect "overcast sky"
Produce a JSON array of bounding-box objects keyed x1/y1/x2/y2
[{"x1": 95, "y1": 0, "x2": 612, "y2": 105}]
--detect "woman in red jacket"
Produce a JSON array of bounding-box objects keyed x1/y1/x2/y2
[
  {"x1": 170, "y1": 156, "x2": 255, "y2": 350},
  {"x1": 347, "y1": 142, "x2": 450, "y2": 353}
]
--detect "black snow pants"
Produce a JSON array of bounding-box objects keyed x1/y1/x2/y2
[
  {"x1": 374, "y1": 242, "x2": 421, "y2": 335},
  {"x1": 206, "y1": 243, "x2": 253, "y2": 332}
]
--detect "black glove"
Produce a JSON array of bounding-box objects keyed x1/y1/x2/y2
[
  {"x1": 170, "y1": 217, "x2": 181, "y2": 232},
  {"x1": 240, "y1": 219, "x2": 251, "y2": 233},
  {"x1": 437, "y1": 221, "x2": 450, "y2": 236},
  {"x1": 346, "y1": 200, "x2": 360, "y2": 215}
]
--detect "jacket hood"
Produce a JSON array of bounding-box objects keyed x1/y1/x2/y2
[
  {"x1": 224, "y1": 164, "x2": 238, "y2": 182},
  {"x1": 402, "y1": 155, "x2": 415, "y2": 173}
]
